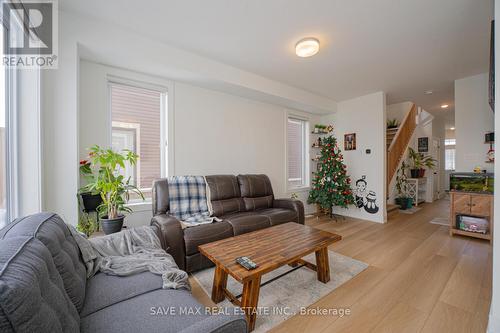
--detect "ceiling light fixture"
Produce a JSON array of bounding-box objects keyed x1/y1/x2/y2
[
  {"x1": 450, "y1": 127, "x2": 455, "y2": 130},
  {"x1": 424, "y1": 90, "x2": 433, "y2": 95},
  {"x1": 295, "y1": 38, "x2": 320, "y2": 58},
  {"x1": 441, "y1": 104, "x2": 449, "y2": 109}
]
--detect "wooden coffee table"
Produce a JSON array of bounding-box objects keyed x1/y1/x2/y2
[{"x1": 198, "y1": 222, "x2": 342, "y2": 331}]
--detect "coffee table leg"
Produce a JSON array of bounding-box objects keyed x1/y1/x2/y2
[
  {"x1": 211, "y1": 265, "x2": 228, "y2": 303},
  {"x1": 315, "y1": 247, "x2": 330, "y2": 283},
  {"x1": 241, "y1": 276, "x2": 261, "y2": 332}
]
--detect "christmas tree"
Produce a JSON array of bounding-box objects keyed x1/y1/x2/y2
[{"x1": 308, "y1": 135, "x2": 355, "y2": 217}]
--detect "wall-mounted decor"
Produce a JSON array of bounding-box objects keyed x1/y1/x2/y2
[
  {"x1": 344, "y1": 133, "x2": 356, "y2": 151},
  {"x1": 418, "y1": 137, "x2": 429, "y2": 153},
  {"x1": 354, "y1": 176, "x2": 379, "y2": 214}
]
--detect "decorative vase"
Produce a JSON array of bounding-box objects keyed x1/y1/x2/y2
[{"x1": 100, "y1": 215, "x2": 125, "y2": 235}]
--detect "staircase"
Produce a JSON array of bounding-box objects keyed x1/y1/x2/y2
[
  {"x1": 387, "y1": 103, "x2": 418, "y2": 188},
  {"x1": 386, "y1": 127, "x2": 399, "y2": 149}
]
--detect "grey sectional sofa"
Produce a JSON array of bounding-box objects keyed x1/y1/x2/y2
[{"x1": 0, "y1": 212, "x2": 246, "y2": 333}]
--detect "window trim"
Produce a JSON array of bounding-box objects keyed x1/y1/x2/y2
[
  {"x1": 285, "y1": 112, "x2": 310, "y2": 192},
  {"x1": 107, "y1": 75, "x2": 172, "y2": 203}
]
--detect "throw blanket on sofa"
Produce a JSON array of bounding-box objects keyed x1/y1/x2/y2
[
  {"x1": 168, "y1": 175, "x2": 220, "y2": 228},
  {"x1": 69, "y1": 225, "x2": 190, "y2": 290}
]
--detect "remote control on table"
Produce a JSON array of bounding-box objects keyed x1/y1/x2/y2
[{"x1": 235, "y1": 256, "x2": 258, "y2": 270}]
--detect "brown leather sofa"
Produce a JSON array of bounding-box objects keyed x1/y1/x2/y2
[{"x1": 151, "y1": 174, "x2": 305, "y2": 272}]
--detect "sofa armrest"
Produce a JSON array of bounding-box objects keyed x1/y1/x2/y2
[
  {"x1": 178, "y1": 313, "x2": 247, "y2": 333},
  {"x1": 150, "y1": 214, "x2": 186, "y2": 270},
  {"x1": 273, "y1": 199, "x2": 305, "y2": 224}
]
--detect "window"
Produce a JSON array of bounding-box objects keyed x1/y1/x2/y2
[
  {"x1": 445, "y1": 139, "x2": 456, "y2": 146},
  {"x1": 445, "y1": 138, "x2": 456, "y2": 171},
  {"x1": 287, "y1": 117, "x2": 308, "y2": 189},
  {"x1": 110, "y1": 82, "x2": 166, "y2": 200}
]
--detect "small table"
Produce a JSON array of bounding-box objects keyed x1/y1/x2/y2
[{"x1": 198, "y1": 222, "x2": 342, "y2": 331}]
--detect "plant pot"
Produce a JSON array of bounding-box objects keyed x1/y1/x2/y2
[
  {"x1": 406, "y1": 198, "x2": 414, "y2": 209},
  {"x1": 80, "y1": 193, "x2": 102, "y2": 212},
  {"x1": 410, "y1": 169, "x2": 420, "y2": 178},
  {"x1": 419, "y1": 169, "x2": 426, "y2": 178},
  {"x1": 100, "y1": 215, "x2": 124, "y2": 235},
  {"x1": 397, "y1": 197, "x2": 413, "y2": 210}
]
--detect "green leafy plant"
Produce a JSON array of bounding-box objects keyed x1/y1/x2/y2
[
  {"x1": 407, "y1": 147, "x2": 436, "y2": 170},
  {"x1": 79, "y1": 145, "x2": 144, "y2": 219},
  {"x1": 395, "y1": 161, "x2": 410, "y2": 198},
  {"x1": 387, "y1": 119, "x2": 399, "y2": 129},
  {"x1": 76, "y1": 211, "x2": 97, "y2": 237}
]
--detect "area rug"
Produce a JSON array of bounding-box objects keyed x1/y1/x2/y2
[
  {"x1": 192, "y1": 251, "x2": 368, "y2": 333},
  {"x1": 429, "y1": 217, "x2": 449, "y2": 226},
  {"x1": 399, "y1": 206, "x2": 422, "y2": 214}
]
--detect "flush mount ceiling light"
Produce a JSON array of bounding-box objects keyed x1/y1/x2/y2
[
  {"x1": 295, "y1": 38, "x2": 320, "y2": 58},
  {"x1": 424, "y1": 90, "x2": 433, "y2": 95},
  {"x1": 441, "y1": 104, "x2": 449, "y2": 109}
]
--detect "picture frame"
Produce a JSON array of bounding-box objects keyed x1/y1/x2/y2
[
  {"x1": 418, "y1": 137, "x2": 429, "y2": 153},
  {"x1": 344, "y1": 133, "x2": 356, "y2": 151}
]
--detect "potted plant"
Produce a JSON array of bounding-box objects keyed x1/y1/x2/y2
[
  {"x1": 420, "y1": 154, "x2": 437, "y2": 177},
  {"x1": 407, "y1": 147, "x2": 436, "y2": 178},
  {"x1": 395, "y1": 162, "x2": 413, "y2": 209},
  {"x1": 387, "y1": 119, "x2": 399, "y2": 129},
  {"x1": 407, "y1": 147, "x2": 424, "y2": 178},
  {"x1": 79, "y1": 145, "x2": 144, "y2": 234},
  {"x1": 78, "y1": 160, "x2": 103, "y2": 212}
]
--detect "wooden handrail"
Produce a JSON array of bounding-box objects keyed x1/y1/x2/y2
[{"x1": 387, "y1": 103, "x2": 417, "y2": 186}]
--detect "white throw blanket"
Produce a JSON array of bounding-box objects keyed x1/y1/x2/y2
[{"x1": 69, "y1": 225, "x2": 190, "y2": 290}]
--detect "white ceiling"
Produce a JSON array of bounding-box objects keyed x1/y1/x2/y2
[{"x1": 61, "y1": 0, "x2": 493, "y2": 126}]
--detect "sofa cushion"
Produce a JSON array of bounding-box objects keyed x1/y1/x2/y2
[
  {"x1": 222, "y1": 212, "x2": 271, "y2": 235},
  {"x1": 243, "y1": 195, "x2": 274, "y2": 211},
  {"x1": 0, "y1": 236, "x2": 80, "y2": 332},
  {"x1": 80, "y1": 272, "x2": 163, "y2": 317},
  {"x1": 81, "y1": 289, "x2": 246, "y2": 333},
  {"x1": 237, "y1": 174, "x2": 274, "y2": 198},
  {"x1": 183, "y1": 221, "x2": 233, "y2": 255},
  {"x1": 0, "y1": 213, "x2": 87, "y2": 313},
  {"x1": 237, "y1": 175, "x2": 274, "y2": 211},
  {"x1": 210, "y1": 198, "x2": 245, "y2": 216},
  {"x1": 206, "y1": 175, "x2": 241, "y2": 200},
  {"x1": 257, "y1": 208, "x2": 298, "y2": 226},
  {"x1": 207, "y1": 175, "x2": 244, "y2": 216}
]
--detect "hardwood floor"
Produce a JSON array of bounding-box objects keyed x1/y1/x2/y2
[{"x1": 190, "y1": 199, "x2": 492, "y2": 332}]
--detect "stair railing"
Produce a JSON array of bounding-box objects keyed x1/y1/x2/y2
[{"x1": 387, "y1": 103, "x2": 417, "y2": 186}]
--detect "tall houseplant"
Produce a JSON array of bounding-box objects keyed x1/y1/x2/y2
[
  {"x1": 395, "y1": 161, "x2": 413, "y2": 209},
  {"x1": 79, "y1": 145, "x2": 144, "y2": 234}
]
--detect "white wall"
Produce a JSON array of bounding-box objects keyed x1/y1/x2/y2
[
  {"x1": 455, "y1": 73, "x2": 494, "y2": 173},
  {"x1": 41, "y1": 10, "x2": 336, "y2": 224},
  {"x1": 386, "y1": 101, "x2": 413, "y2": 125},
  {"x1": 79, "y1": 61, "x2": 320, "y2": 227},
  {"x1": 322, "y1": 92, "x2": 386, "y2": 223}
]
